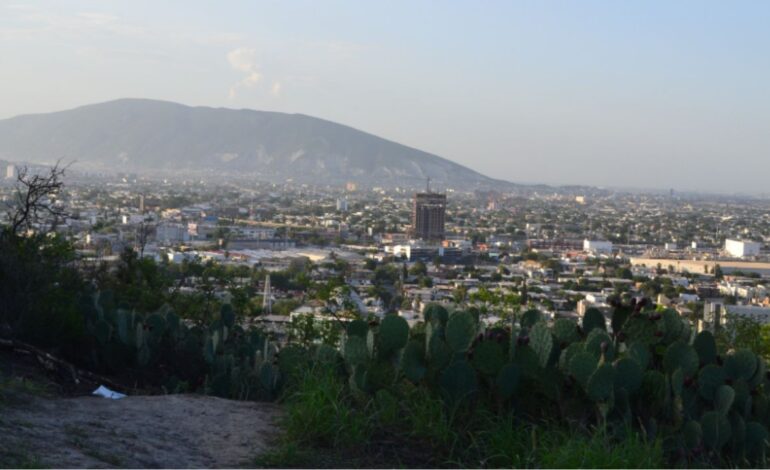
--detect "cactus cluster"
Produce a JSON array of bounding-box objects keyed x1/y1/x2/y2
[
  {"x1": 80, "y1": 291, "x2": 770, "y2": 466},
  {"x1": 82, "y1": 290, "x2": 309, "y2": 400},
  {"x1": 335, "y1": 301, "x2": 770, "y2": 467}
]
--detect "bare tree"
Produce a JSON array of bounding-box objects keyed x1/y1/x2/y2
[{"x1": 7, "y1": 162, "x2": 69, "y2": 236}]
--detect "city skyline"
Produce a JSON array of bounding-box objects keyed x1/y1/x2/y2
[{"x1": 2, "y1": 1, "x2": 770, "y2": 192}]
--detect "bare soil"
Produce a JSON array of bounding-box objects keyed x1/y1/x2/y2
[{"x1": 0, "y1": 394, "x2": 281, "y2": 468}]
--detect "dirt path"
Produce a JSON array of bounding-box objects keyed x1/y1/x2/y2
[{"x1": 0, "y1": 394, "x2": 281, "y2": 468}]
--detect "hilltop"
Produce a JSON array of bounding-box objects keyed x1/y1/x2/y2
[{"x1": 0, "y1": 99, "x2": 512, "y2": 190}]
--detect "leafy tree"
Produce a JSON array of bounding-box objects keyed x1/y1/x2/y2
[
  {"x1": 409, "y1": 261, "x2": 428, "y2": 277},
  {"x1": 714, "y1": 264, "x2": 724, "y2": 280}
]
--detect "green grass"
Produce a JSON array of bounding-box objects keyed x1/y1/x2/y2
[
  {"x1": 257, "y1": 364, "x2": 666, "y2": 468},
  {"x1": 539, "y1": 429, "x2": 663, "y2": 469},
  {"x1": 280, "y1": 364, "x2": 374, "y2": 449}
]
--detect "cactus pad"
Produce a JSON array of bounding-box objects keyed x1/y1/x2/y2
[
  {"x1": 472, "y1": 340, "x2": 505, "y2": 376},
  {"x1": 582, "y1": 308, "x2": 606, "y2": 333},
  {"x1": 496, "y1": 363, "x2": 520, "y2": 399},
  {"x1": 693, "y1": 330, "x2": 717, "y2": 366},
  {"x1": 378, "y1": 314, "x2": 409, "y2": 354},
  {"x1": 663, "y1": 341, "x2": 699, "y2": 377},
  {"x1": 587, "y1": 364, "x2": 615, "y2": 402},
  {"x1": 440, "y1": 360, "x2": 478, "y2": 404},
  {"x1": 446, "y1": 311, "x2": 476, "y2": 353},
  {"x1": 530, "y1": 322, "x2": 553, "y2": 368}
]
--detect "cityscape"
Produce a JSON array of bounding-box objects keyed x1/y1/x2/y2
[
  {"x1": 3, "y1": 164, "x2": 770, "y2": 338},
  {"x1": 2, "y1": 1, "x2": 770, "y2": 469}
]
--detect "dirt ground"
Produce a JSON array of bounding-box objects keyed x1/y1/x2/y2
[{"x1": 0, "y1": 393, "x2": 282, "y2": 468}]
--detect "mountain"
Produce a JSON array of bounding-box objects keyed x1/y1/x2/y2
[{"x1": 0, "y1": 99, "x2": 512, "y2": 189}]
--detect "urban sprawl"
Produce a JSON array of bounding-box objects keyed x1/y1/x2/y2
[{"x1": 4, "y1": 163, "x2": 770, "y2": 342}]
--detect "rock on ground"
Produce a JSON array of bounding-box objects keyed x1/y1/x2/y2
[{"x1": 0, "y1": 394, "x2": 281, "y2": 468}]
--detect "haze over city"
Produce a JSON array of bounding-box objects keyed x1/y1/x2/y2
[
  {"x1": 5, "y1": 2, "x2": 770, "y2": 468},
  {"x1": 2, "y1": 0, "x2": 770, "y2": 193}
]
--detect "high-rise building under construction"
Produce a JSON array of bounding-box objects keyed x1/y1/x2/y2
[{"x1": 411, "y1": 179, "x2": 446, "y2": 241}]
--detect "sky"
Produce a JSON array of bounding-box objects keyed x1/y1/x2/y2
[{"x1": 1, "y1": 1, "x2": 770, "y2": 193}]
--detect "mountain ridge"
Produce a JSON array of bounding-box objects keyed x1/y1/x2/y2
[{"x1": 0, "y1": 98, "x2": 514, "y2": 190}]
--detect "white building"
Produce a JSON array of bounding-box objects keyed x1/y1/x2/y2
[
  {"x1": 336, "y1": 198, "x2": 349, "y2": 212},
  {"x1": 725, "y1": 239, "x2": 761, "y2": 258},
  {"x1": 156, "y1": 223, "x2": 190, "y2": 243},
  {"x1": 122, "y1": 214, "x2": 147, "y2": 225},
  {"x1": 703, "y1": 301, "x2": 770, "y2": 327},
  {"x1": 5, "y1": 164, "x2": 16, "y2": 180},
  {"x1": 583, "y1": 240, "x2": 613, "y2": 254}
]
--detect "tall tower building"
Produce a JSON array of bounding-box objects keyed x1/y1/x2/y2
[
  {"x1": 411, "y1": 178, "x2": 446, "y2": 241},
  {"x1": 6, "y1": 164, "x2": 17, "y2": 180}
]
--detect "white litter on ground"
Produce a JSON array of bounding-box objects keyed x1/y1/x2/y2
[{"x1": 92, "y1": 385, "x2": 126, "y2": 399}]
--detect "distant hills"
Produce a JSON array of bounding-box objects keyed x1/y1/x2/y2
[{"x1": 0, "y1": 99, "x2": 513, "y2": 190}]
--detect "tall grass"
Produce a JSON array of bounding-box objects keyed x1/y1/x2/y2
[{"x1": 257, "y1": 364, "x2": 665, "y2": 468}]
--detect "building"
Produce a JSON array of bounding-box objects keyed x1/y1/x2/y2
[
  {"x1": 156, "y1": 223, "x2": 190, "y2": 243},
  {"x1": 5, "y1": 164, "x2": 16, "y2": 180},
  {"x1": 702, "y1": 300, "x2": 770, "y2": 330},
  {"x1": 411, "y1": 189, "x2": 446, "y2": 241},
  {"x1": 725, "y1": 239, "x2": 761, "y2": 258},
  {"x1": 387, "y1": 244, "x2": 462, "y2": 263},
  {"x1": 336, "y1": 198, "x2": 348, "y2": 212},
  {"x1": 583, "y1": 239, "x2": 613, "y2": 254}
]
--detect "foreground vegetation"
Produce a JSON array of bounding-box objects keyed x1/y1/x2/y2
[{"x1": 257, "y1": 362, "x2": 664, "y2": 468}]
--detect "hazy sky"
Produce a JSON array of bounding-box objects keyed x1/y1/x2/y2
[{"x1": 2, "y1": 1, "x2": 770, "y2": 193}]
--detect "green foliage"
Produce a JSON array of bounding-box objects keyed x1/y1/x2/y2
[
  {"x1": 495, "y1": 364, "x2": 520, "y2": 400},
  {"x1": 400, "y1": 341, "x2": 427, "y2": 383},
  {"x1": 724, "y1": 349, "x2": 758, "y2": 381},
  {"x1": 663, "y1": 341, "x2": 699, "y2": 377},
  {"x1": 701, "y1": 411, "x2": 732, "y2": 451},
  {"x1": 530, "y1": 322, "x2": 553, "y2": 368},
  {"x1": 377, "y1": 314, "x2": 409, "y2": 355},
  {"x1": 587, "y1": 364, "x2": 615, "y2": 402},
  {"x1": 445, "y1": 311, "x2": 476, "y2": 353},
  {"x1": 471, "y1": 341, "x2": 505, "y2": 376},
  {"x1": 694, "y1": 330, "x2": 718, "y2": 365},
  {"x1": 614, "y1": 358, "x2": 643, "y2": 394},
  {"x1": 582, "y1": 308, "x2": 606, "y2": 333},
  {"x1": 568, "y1": 351, "x2": 599, "y2": 388},
  {"x1": 520, "y1": 308, "x2": 542, "y2": 328},
  {"x1": 439, "y1": 360, "x2": 478, "y2": 405},
  {"x1": 553, "y1": 318, "x2": 580, "y2": 344}
]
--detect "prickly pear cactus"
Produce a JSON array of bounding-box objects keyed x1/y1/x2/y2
[
  {"x1": 552, "y1": 318, "x2": 580, "y2": 345},
  {"x1": 495, "y1": 363, "x2": 520, "y2": 400},
  {"x1": 587, "y1": 364, "x2": 614, "y2": 402},
  {"x1": 701, "y1": 410, "x2": 732, "y2": 451},
  {"x1": 378, "y1": 314, "x2": 409, "y2": 355},
  {"x1": 445, "y1": 311, "x2": 476, "y2": 353},
  {"x1": 472, "y1": 340, "x2": 505, "y2": 376},
  {"x1": 520, "y1": 308, "x2": 542, "y2": 328},
  {"x1": 582, "y1": 308, "x2": 606, "y2": 333},
  {"x1": 401, "y1": 340, "x2": 427, "y2": 383},
  {"x1": 693, "y1": 330, "x2": 717, "y2": 366},
  {"x1": 663, "y1": 341, "x2": 699, "y2": 377},
  {"x1": 613, "y1": 357, "x2": 643, "y2": 394},
  {"x1": 530, "y1": 322, "x2": 553, "y2": 368},
  {"x1": 440, "y1": 360, "x2": 478, "y2": 405}
]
